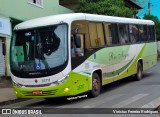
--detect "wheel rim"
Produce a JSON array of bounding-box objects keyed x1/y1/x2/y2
[
  {"x1": 138, "y1": 67, "x2": 142, "y2": 79},
  {"x1": 93, "y1": 78, "x2": 100, "y2": 91}
]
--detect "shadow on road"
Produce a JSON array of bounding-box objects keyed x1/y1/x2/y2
[{"x1": 23, "y1": 93, "x2": 89, "y2": 108}]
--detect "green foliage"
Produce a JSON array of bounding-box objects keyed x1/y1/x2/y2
[
  {"x1": 144, "y1": 14, "x2": 160, "y2": 41},
  {"x1": 78, "y1": 0, "x2": 138, "y2": 18}
]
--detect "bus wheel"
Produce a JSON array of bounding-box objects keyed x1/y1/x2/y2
[
  {"x1": 135, "y1": 62, "x2": 143, "y2": 81},
  {"x1": 90, "y1": 72, "x2": 101, "y2": 97}
]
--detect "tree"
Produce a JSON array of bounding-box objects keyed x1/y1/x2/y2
[
  {"x1": 77, "y1": 0, "x2": 138, "y2": 18},
  {"x1": 143, "y1": 14, "x2": 160, "y2": 41}
]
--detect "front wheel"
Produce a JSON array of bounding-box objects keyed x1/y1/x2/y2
[
  {"x1": 90, "y1": 72, "x2": 101, "y2": 97},
  {"x1": 135, "y1": 62, "x2": 143, "y2": 81}
]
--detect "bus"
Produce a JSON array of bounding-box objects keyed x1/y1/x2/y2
[{"x1": 10, "y1": 13, "x2": 157, "y2": 98}]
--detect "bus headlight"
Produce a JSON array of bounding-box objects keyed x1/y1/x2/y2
[
  {"x1": 64, "y1": 87, "x2": 69, "y2": 92},
  {"x1": 52, "y1": 75, "x2": 69, "y2": 85},
  {"x1": 57, "y1": 75, "x2": 69, "y2": 84},
  {"x1": 13, "y1": 81, "x2": 23, "y2": 88}
]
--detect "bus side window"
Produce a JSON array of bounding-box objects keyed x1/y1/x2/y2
[
  {"x1": 118, "y1": 24, "x2": 129, "y2": 45},
  {"x1": 104, "y1": 23, "x2": 112, "y2": 46},
  {"x1": 143, "y1": 25, "x2": 148, "y2": 41},
  {"x1": 139, "y1": 25, "x2": 148, "y2": 42},
  {"x1": 71, "y1": 34, "x2": 84, "y2": 57},
  {"x1": 111, "y1": 23, "x2": 119, "y2": 45},
  {"x1": 149, "y1": 26, "x2": 155, "y2": 41},
  {"x1": 148, "y1": 25, "x2": 152, "y2": 41},
  {"x1": 89, "y1": 22, "x2": 105, "y2": 47},
  {"x1": 129, "y1": 24, "x2": 139, "y2": 43},
  {"x1": 152, "y1": 26, "x2": 156, "y2": 41}
]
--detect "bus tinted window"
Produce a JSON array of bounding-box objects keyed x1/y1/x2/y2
[
  {"x1": 148, "y1": 25, "x2": 152, "y2": 41},
  {"x1": 129, "y1": 24, "x2": 139, "y2": 43},
  {"x1": 118, "y1": 24, "x2": 129, "y2": 44},
  {"x1": 89, "y1": 22, "x2": 105, "y2": 47},
  {"x1": 148, "y1": 26, "x2": 155, "y2": 41},
  {"x1": 111, "y1": 24, "x2": 119, "y2": 45},
  {"x1": 139, "y1": 25, "x2": 148, "y2": 42}
]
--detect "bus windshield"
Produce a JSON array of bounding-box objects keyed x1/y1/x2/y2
[{"x1": 10, "y1": 24, "x2": 68, "y2": 77}]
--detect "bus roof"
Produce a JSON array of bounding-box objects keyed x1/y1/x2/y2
[{"x1": 15, "y1": 13, "x2": 154, "y2": 30}]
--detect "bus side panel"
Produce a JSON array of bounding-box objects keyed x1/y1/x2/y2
[
  {"x1": 113, "y1": 44, "x2": 145, "y2": 81},
  {"x1": 87, "y1": 43, "x2": 147, "y2": 84},
  {"x1": 70, "y1": 72, "x2": 91, "y2": 95},
  {"x1": 142, "y1": 42, "x2": 157, "y2": 71}
]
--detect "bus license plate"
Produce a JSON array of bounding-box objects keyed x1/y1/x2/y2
[{"x1": 32, "y1": 90, "x2": 43, "y2": 95}]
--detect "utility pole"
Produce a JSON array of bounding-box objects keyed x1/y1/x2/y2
[{"x1": 148, "y1": 0, "x2": 151, "y2": 15}]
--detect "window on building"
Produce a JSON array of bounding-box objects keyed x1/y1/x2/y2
[
  {"x1": 89, "y1": 22, "x2": 105, "y2": 47},
  {"x1": 129, "y1": 24, "x2": 139, "y2": 43},
  {"x1": 118, "y1": 24, "x2": 130, "y2": 44},
  {"x1": 28, "y1": 0, "x2": 43, "y2": 8}
]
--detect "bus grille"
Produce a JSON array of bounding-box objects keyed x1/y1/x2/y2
[
  {"x1": 24, "y1": 83, "x2": 52, "y2": 87},
  {"x1": 20, "y1": 89, "x2": 58, "y2": 96}
]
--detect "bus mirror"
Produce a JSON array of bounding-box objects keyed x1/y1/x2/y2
[{"x1": 74, "y1": 35, "x2": 81, "y2": 48}]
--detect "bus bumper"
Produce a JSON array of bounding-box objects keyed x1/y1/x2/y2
[
  {"x1": 12, "y1": 72, "x2": 91, "y2": 98},
  {"x1": 13, "y1": 84, "x2": 74, "y2": 98}
]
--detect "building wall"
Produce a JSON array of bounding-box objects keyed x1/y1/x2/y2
[
  {"x1": 0, "y1": 0, "x2": 73, "y2": 21},
  {"x1": 0, "y1": 0, "x2": 74, "y2": 76},
  {"x1": 0, "y1": 16, "x2": 12, "y2": 76}
]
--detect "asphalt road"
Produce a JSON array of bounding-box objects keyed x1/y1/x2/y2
[{"x1": 1, "y1": 61, "x2": 160, "y2": 117}]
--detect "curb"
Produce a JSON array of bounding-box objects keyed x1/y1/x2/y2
[{"x1": 0, "y1": 76, "x2": 12, "y2": 88}]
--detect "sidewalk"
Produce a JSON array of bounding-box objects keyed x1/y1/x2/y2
[{"x1": 0, "y1": 76, "x2": 18, "y2": 105}]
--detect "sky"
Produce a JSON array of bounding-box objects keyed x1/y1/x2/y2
[{"x1": 136, "y1": 0, "x2": 160, "y2": 19}]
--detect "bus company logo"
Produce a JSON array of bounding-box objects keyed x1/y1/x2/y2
[
  {"x1": 35, "y1": 79, "x2": 38, "y2": 83},
  {"x1": 2, "y1": 109, "x2": 11, "y2": 114}
]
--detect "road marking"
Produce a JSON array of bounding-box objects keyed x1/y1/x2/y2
[
  {"x1": 82, "y1": 94, "x2": 124, "y2": 108},
  {"x1": 141, "y1": 97, "x2": 160, "y2": 108},
  {"x1": 112, "y1": 94, "x2": 148, "y2": 108}
]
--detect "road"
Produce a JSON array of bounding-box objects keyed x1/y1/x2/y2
[{"x1": 1, "y1": 61, "x2": 160, "y2": 117}]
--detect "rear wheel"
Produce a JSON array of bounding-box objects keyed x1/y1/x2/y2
[
  {"x1": 90, "y1": 72, "x2": 101, "y2": 97},
  {"x1": 135, "y1": 62, "x2": 143, "y2": 81}
]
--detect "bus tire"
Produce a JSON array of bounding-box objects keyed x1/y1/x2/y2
[
  {"x1": 90, "y1": 72, "x2": 101, "y2": 97},
  {"x1": 135, "y1": 62, "x2": 143, "y2": 81}
]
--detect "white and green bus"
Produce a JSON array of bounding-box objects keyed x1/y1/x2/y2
[{"x1": 10, "y1": 13, "x2": 157, "y2": 98}]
